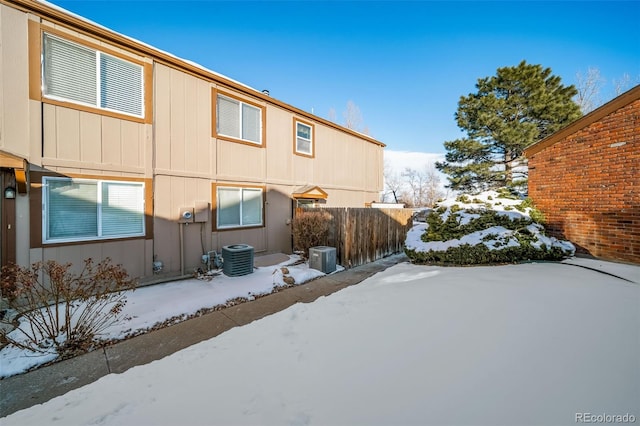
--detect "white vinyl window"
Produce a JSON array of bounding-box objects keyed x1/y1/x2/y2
[
  {"x1": 295, "y1": 121, "x2": 313, "y2": 155},
  {"x1": 216, "y1": 94, "x2": 262, "y2": 144},
  {"x1": 42, "y1": 33, "x2": 144, "y2": 118},
  {"x1": 43, "y1": 177, "x2": 145, "y2": 243},
  {"x1": 217, "y1": 186, "x2": 263, "y2": 229}
]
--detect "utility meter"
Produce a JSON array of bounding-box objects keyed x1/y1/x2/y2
[{"x1": 178, "y1": 207, "x2": 194, "y2": 223}]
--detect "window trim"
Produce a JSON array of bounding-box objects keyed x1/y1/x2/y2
[
  {"x1": 293, "y1": 118, "x2": 315, "y2": 158},
  {"x1": 29, "y1": 23, "x2": 153, "y2": 124},
  {"x1": 212, "y1": 183, "x2": 266, "y2": 231},
  {"x1": 41, "y1": 176, "x2": 147, "y2": 244},
  {"x1": 212, "y1": 88, "x2": 266, "y2": 147}
]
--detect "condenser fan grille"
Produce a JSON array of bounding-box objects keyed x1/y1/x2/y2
[{"x1": 222, "y1": 244, "x2": 254, "y2": 276}]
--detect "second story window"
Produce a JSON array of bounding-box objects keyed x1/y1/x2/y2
[
  {"x1": 42, "y1": 33, "x2": 144, "y2": 118},
  {"x1": 294, "y1": 119, "x2": 314, "y2": 157},
  {"x1": 216, "y1": 94, "x2": 262, "y2": 145}
]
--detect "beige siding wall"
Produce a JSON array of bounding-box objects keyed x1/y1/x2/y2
[
  {"x1": 153, "y1": 65, "x2": 217, "y2": 274},
  {"x1": 21, "y1": 17, "x2": 152, "y2": 278},
  {"x1": 265, "y1": 108, "x2": 293, "y2": 184},
  {"x1": 153, "y1": 175, "x2": 213, "y2": 275},
  {"x1": 41, "y1": 106, "x2": 149, "y2": 174},
  {"x1": 217, "y1": 141, "x2": 266, "y2": 182},
  {"x1": 0, "y1": 5, "x2": 31, "y2": 268},
  {"x1": 39, "y1": 239, "x2": 149, "y2": 279},
  {"x1": 264, "y1": 105, "x2": 382, "y2": 196},
  {"x1": 155, "y1": 64, "x2": 213, "y2": 177},
  {"x1": 3, "y1": 2, "x2": 384, "y2": 281},
  {"x1": 0, "y1": 5, "x2": 30, "y2": 158}
]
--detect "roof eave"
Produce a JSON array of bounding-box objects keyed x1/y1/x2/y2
[
  {"x1": 3, "y1": 0, "x2": 385, "y2": 148},
  {"x1": 524, "y1": 84, "x2": 640, "y2": 157}
]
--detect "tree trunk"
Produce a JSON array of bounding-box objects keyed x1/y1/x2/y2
[{"x1": 504, "y1": 151, "x2": 513, "y2": 186}]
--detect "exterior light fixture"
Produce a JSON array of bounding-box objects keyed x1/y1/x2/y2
[{"x1": 4, "y1": 186, "x2": 16, "y2": 199}]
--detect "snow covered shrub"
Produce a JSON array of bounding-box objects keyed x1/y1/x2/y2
[
  {"x1": 292, "y1": 210, "x2": 332, "y2": 259},
  {"x1": 0, "y1": 258, "x2": 135, "y2": 357},
  {"x1": 405, "y1": 190, "x2": 574, "y2": 265}
]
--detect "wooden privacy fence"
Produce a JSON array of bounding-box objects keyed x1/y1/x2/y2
[{"x1": 295, "y1": 208, "x2": 414, "y2": 268}]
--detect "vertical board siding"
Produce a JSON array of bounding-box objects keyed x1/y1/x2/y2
[{"x1": 297, "y1": 208, "x2": 413, "y2": 268}]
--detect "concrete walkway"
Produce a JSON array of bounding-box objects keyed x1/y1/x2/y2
[{"x1": 0, "y1": 253, "x2": 408, "y2": 417}]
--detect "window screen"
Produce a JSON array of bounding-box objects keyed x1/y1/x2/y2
[
  {"x1": 42, "y1": 33, "x2": 144, "y2": 118},
  {"x1": 217, "y1": 95, "x2": 240, "y2": 139},
  {"x1": 242, "y1": 188, "x2": 263, "y2": 225},
  {"x1": 47, "y1": 180, "x2": 98, "y2": 239},
  {"x1": 242, "y1": 103, "x2": 261, "y2": 143},
  {"x1": 101, "y1": 182, "x2": 145, "y2": 236},
  {"x1": 43, "y1": 33, "x2": 97, "y2": 106},
  {"x1": 44, "y1": 177, "x2": 145, "y2": 243},
  {"x1": 217, "y1": 187, "x2": 263, "y2": 228},
  {"x1": 218, "y1": 187, "x2": 242, "y2": 227},
  {"x1": 296, "y1": 122, "x2": 313, "y2": 154},
  {"x1": 216, "y1": 94, "x2": 262, "y2": 144},
  {"x1": 100, "y1": 54, "x2": 143, "y2": 116}
]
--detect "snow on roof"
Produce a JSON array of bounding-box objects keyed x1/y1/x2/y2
[
  {"x1": 36, "y1": 0, "x2": 260, "y2": 93},
  {"x1": 29, "y1": 0, "x2": 385, "y2": 147}
]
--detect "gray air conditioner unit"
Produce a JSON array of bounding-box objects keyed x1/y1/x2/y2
[
  {"x1": 309, "y1": 246, "x2": 337, "y2": 273},
  {"x1": 222, "y1": 244, "x2": 254, "y2": 277}
]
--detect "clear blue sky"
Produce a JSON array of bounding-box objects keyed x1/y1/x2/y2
[{"x1": 52, "y1": 0, "x2": 639, "y2": 154}]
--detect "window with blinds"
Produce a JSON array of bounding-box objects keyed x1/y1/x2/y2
[
  {"x1": 216, "y1": 94, "x2": 262, "y2": 144},
  {"x1": 42, "y1": 33, "x2": 144, "y2": 118},
  {"x1": 43, "y1": 177, "x2": 145, "y2": 243},
  {"x1": 216, "y1": 186, "x2": 263, "y2": 229},
  {"x1": 295, "y1": 120, "x2": 313, "y2": 155}
]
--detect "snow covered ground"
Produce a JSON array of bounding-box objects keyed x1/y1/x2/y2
[
  {"x1": 0, "y1": 256, "x2": 329, "y2": 378},
  {"x1": 2, "y1": 259, "x2": 638, "y2": 426}
]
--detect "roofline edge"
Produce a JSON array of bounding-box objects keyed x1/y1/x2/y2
[
  {"x1": 525, "y1": 85, "x2": 640, "y2": 157},
  {"x1": 2, "y1": 0, "x2": 386, "y2": 148}
]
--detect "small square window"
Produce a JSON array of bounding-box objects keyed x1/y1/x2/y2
[{"x1": 294, "y1": 119, "x2": 314, "y2": 156}]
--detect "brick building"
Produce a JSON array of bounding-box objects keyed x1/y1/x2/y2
[{"x1": 524, "y1": 85, "x2": 639, "y2": 264}]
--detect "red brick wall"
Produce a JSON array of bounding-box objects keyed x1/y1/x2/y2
[{"x1": 527, "y1": 99, "x2": 640, "y2": 264}]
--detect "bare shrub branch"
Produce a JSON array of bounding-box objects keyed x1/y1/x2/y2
[
  {"x1": 1, "y1": 258, "x2": 136, "y2": 358},
  {"x1": 292, "y1": 211, "x2": 332, "y2": 259}
]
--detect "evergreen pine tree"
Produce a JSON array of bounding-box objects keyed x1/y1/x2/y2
[{"x1": 436, "y1": 60, "x2": 582, "y2": 192}]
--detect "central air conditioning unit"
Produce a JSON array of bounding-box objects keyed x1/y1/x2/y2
[
  {"x1": 222, "y1": 244, "x2": 254, "y2": 277},
  {"x1": 309, "y1": 246, "x2": 337, "y2": 273}
]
